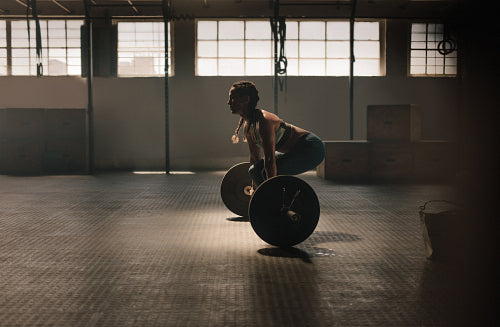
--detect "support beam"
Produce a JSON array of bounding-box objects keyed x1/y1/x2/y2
[
  {"x1": 163, "y1": 0, "x2": 170, "y2": 174},
  {"x1": 84, "y1": 0, "x2": 94, "y2": 173},
  {"x1": 272, "y1": 0, "x2": 279, "y2": 115},
  {"x1": 349, "y1": 0, "x2": 357, "y2": 140},
  {"x1": 52, "y1": 0, "x2": 71, "y2": 14}
]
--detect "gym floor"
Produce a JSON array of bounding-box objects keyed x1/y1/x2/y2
[{"x1": 0, "y1": 171, "x2": 495, "y2": 326}]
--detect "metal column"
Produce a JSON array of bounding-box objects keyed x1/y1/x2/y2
[
  {"x1": 163, "y1": 0, "x2": 170, "y2": 174},
  {"x1": 349, "y1": 0, "x2": 357, "y2": 140},
  {"x1": 272, "y1": 0, "x2": 280, "y2": 115},
  {"x1": 84, "y1": 0, "x2": 94, "y2": 173}
]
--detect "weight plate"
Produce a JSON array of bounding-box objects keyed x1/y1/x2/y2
[
  {"x1": 220, "y1": 162, "x2": 252, "y2": 217},
  {"x1": 249, "y1": 175, "x2": 320, "y2": 247}
]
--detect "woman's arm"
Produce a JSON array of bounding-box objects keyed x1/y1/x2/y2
[
  {"x1": 245, "y1": 123, "x2": 261, "y2": 166},
  {"x1": 259, "y1": 118, "x2": 278, "y2": 179}
]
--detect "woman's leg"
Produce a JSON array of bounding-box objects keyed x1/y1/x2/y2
[
  {"x1": 276, "y1": 133, "x2": 325, "y2": 176},
  {"x1": 248, "y1": 133, "x2": 325, "y2": 186}
]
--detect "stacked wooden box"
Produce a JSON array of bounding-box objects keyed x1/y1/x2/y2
[
  {"x1": 317, "y1": 105, "x2": 457, "y2": 182},
  {"x1": 0, "y1": 108, "x2": 87, "y2": 174}
]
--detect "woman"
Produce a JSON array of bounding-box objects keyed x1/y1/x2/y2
[{"x1": 227, "y1": 81, "x2": 325, "y2": 189}]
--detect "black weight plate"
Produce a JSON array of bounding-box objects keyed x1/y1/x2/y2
[
  {"x1": 249, "y1": 175, "x2": 320, "y2": 247},
  {"x1": 220, "y1": 162, "x2": 252, "y2": 217}
]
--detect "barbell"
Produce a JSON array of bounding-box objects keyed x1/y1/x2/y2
[{"x1": 220, "y1": 162, "x2": 320, "y2": 247}]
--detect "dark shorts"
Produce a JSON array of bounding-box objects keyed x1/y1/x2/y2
[{"x1": 248, "y1": 132, "x2": 326, "y2": 186}]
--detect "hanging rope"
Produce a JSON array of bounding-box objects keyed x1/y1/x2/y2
[
  {"x1": 437, "y1": 25, "x2": 457, "y2": 56},
  {"x1": 26, "y1": 0, "x2": 43, "y2": 77},
  {"x1": 271, "y1": 17, "x2": 287, "y2": 75},
  {"x1": 271, "y1": 16, "x2": 287, "y2": 93}
]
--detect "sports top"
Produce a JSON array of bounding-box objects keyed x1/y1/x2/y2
[{"x1": 253, "y1": 119, "x2": 292, "y2": 151}]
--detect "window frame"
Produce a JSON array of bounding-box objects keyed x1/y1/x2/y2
[
  {"x1": 195, "y1": 19, "x2": 274, "y2": 76},
  {"x1": 195, "y1": 18, "x2": 386, "y2": 77},
  {"x1": 408, "y1": 22, "x2": 458, "y2": 78},
  {"x1": 3, "y1": 18, "x2": 84, "y2": 76},
  {"x1": 115, "y1": 20, "x2": 174, "y2": 77}
]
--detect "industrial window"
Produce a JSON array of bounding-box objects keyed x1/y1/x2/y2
[
  {"x1": 196, "y1": 19, "x2": 383, "y2": 77},
  {"x1": 10, "y1": 19, "x2": 83, "y2": 76},
  {"x1": 0, "y1": 21, "x2": 6, "y2": 75},
  {"x1": 196, "y1": 20, "x2": 273, "y2": 76},
  {"x1": 410, "y1": 23, "x2": 457, "y2": 76},
  {"x1": 286, "y1": 20, "x2": 381, "y2": 76},
  {"x1": 117, "y1": 22, "x2": 172, "y2": 77}
]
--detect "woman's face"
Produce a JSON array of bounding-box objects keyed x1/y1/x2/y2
[{"x1": 227, "y1": 87, "x2": 249, "y2": 115}]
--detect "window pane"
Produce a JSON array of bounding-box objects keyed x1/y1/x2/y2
[
  {"x1": 219, "y1": 41, "x2": 244, "y2": 57},
  {"x1": 354, "y1": 41, "x2": 379, "y2": 58},
  {"x1": 246, "y1": 21, "x2": 271, "y2": 40},
  {"x1": 197, "y1": 41, "x2": 217, "y2": 57},
  {"x1": 48, "y1": 60, "x2": 67, "y2": 75},
  {"x1": 286, "y1": 22, "x2": 299, "y2": 39},
  {"x1": 286, "y1": 58, "x2": 298, "y2": 75},
  {"x1": 445, "y1": 57, "x2": 457, "y2": 66},
  {"x1": 410, "y1": 65, "x2": 426, "y2": 75},
  {"x1": 327, "y1": 22, "x2": 349, "y2": 40},
  {"x1": 219, "y1": 21, "x2": 244, "y2": 39},
  {"x1": 12, "y1": 66, "x2": 30, "y2": 75},
  {"x1": 219, "y1": 58, "x2": 244, "y2": 75},
  {"x1": 246, "y1": 41, "x2": 271, "y2": 58},
  {"x1": 300, "y1": 59, "x2": 325, "y2": 76},
  {"x1": 354, "y1": 59, "x2": 379, "y2": 76},
  {"x1": 355, "y1": 22, "x2": 379, "y2": 40},
  {"x1": 410, "y1": 57, "x2": 426, "y2": 66},
  {"x1": 300, "y1": 41, "x2": 325, "y2": 58},
  {"x1": 300, "y1": 22, "x2": 325, "y2": 40},
  {"x1": 49, "y1": 38, "x2": 66, "y2": 48},
  {"x1": 0, "y1": 21, "x2": 6, "y2": 48},
  {"x1": 246, "y1": 59, "x2": 272, "y2": 75},
  {"x1": 412, "y1": 24, "x2": 426, "y2": 33},
  {"x1": 327, "y1": 59, "x2": 349, "y2": 76},
  {"x1": 411, "y1": 50, "x2": 426, "y2": 58},
  {"x1": 197, "y1": 21, "x2": 217, "y2": 40},
  {"x1": 49, "y1": 48, "x2": 66, "y2": 57},
  {"x1": 285, "y1": 40, "x2": 298, "y2": 58},
  {"x1": 67, "y1": 57, "x2": 80, "y2": 66},
  {"x1": 444, "y1": 65, "x2": 457, "y2": 75},
  {"x1": 327, "y1": 41, "x2": 349, "y2": 58},
  {"x1": 68, "y1": 66, "x2": 81, "y2": 75},
  {"x1": 197, "y1": 58, "x2": 217, "y2": 75},
  {"x1": 67, "y1": 38, "x2": 80, "y2": 48}
]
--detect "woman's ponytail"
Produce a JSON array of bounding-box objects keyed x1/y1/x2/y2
[{"x1": 232, "y1": 117, "x2": 246, "y2": 144}]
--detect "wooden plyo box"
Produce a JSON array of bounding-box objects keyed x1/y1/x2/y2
[
  {"x1": 369, "y1": 142, "x2": 413, "y2": 180},
  {"x1": 0, "y1": 108, "x2": 87, "y2": 174},
  {"x1": 0, "y1": 140, "x2": 45, "y2": 174},
  {"x1": 316, "y1": 141, "x2": 369, "y2": 180},
  {"x1": 412, "y1": 140, "x2": 457, "y2": 181},
  {"x1": 367, "y1": 105, "x2": 421, "y2": 142}
]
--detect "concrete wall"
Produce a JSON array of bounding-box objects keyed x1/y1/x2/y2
[{"x1": 0, "y1": 19, "x2": 459, "y2": 171}]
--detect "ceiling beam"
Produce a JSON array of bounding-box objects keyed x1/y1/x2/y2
[
  {"x1": 127, "y1": 0, "x2": 140, "y2": 14},
  {"x1": 15, "y1": 0, "x2": 28, "y2": 8},
  {"x1": 52, "y1": 0, "x2": 71, "y2": 14}
]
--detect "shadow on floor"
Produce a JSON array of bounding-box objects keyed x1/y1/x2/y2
[
  {"x1": 258, "y1": 247, "x2": 313, "y2": 263},
  {"x1": 307, "y1": 230, "x2": 362, "y2": 243},
  {"x1": 226, "y1": 216, "x2": 249, "y2": 222}
]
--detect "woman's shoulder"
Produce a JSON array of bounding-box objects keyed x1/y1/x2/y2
[{"x1": 259, "y1": 109, "x2": 280, "y2": 123}]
